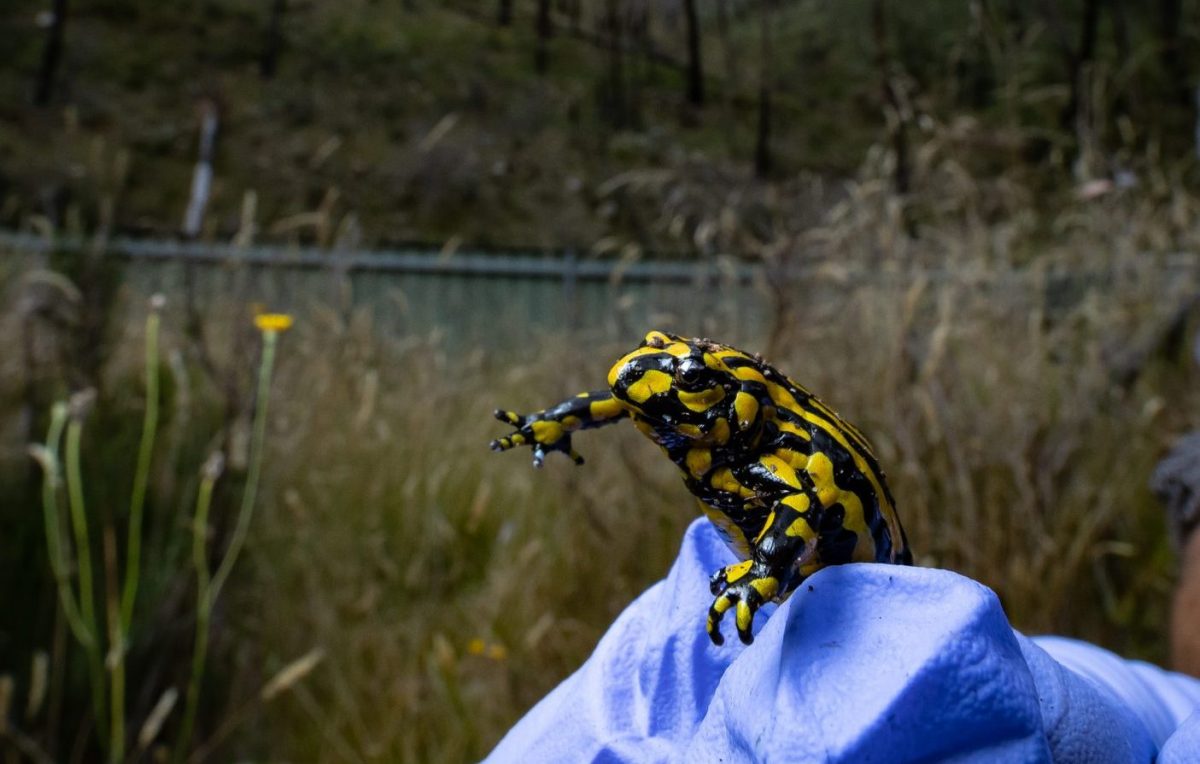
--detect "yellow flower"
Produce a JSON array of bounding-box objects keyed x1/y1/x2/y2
[
  {"x1": 467, "y1": 638, "x2": 486, "y2": 656},
  {"x1": 254, "y1": 313, "x2": 294, "y2": 333}
]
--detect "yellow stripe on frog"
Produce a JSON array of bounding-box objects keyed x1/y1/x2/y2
[
  {"x1": 678, "y1": 386, "x2": 726, "y2": 412},
  {"x1": 626, "y1": 370, "x2": 673, "y2": 403},
  {"x1": 588, "y1": 396, "x2": 627, "y2": 421},
  {"x1": 772, "y1": 386, "x2": 903, "y2": 560}
]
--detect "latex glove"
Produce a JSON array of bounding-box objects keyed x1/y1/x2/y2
[{"x1": 485, "y1": 519, "x2": 1200, "y2": 763}]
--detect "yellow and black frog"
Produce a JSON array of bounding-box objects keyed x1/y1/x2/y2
[{"x1": 490, "y1": 330, "x2": 912, "y2": 646}]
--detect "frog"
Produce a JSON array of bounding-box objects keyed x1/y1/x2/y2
[{"x1": 490, "y1": 330, "x2": 912, "y2": 646}]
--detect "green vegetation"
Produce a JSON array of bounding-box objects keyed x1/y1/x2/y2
[
  {"x1": 2, "y1": 168, "x2": 1198, "y2": 758},
  {"x1": 8, "y1": 291, "x2": 301, "y2": 762},
  {"x1": 1, "y1": 0, "x2": 1199, "y2": 761},
  {"x1": 1, "y1": 1, "x2": 1197, "y2": 249}
]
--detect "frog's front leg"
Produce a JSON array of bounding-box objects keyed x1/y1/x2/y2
[
  {"x1": 490, "y1": 390, "x2": 628, "y2": 468},
  {"x1": 707, "y1": 492, "x2": 820, "y2": 645}
]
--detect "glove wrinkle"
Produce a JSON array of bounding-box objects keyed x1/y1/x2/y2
[{"x1": 485, "y1": 520, "x2": 1199, "y2": 764}]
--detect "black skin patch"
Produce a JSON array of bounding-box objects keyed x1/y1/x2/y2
[{"x1": 490, "y1": 330, "x2": 913, "y2": 646}]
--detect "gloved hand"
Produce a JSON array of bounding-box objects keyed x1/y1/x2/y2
[{"x1": 485, "y1": 520, "x2": 1200, "y2": 763}]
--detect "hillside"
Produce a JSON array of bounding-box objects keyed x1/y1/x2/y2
[{"x1": 1, "y1": 1, "x2": 1197, "y2": 253}]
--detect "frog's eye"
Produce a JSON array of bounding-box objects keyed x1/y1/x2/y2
[{"x1": 676, "y1": 359, "x2": 706, "y2": 387}]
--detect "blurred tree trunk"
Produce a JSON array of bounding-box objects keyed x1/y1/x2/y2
[
  {"x1": 536, "y1": 0, "x2": 553, "y2": 73},
  {"x1": 872, "y1": 0, "x2": 910, "y2": 196},
  {"x1": 957, "y1": 0, "x2": 995, "y2": 109},
  {"x1": 629, "y1": 1, "x2": 649, "y2": 129},
  {"x1": 754, "y1": 0, "x2": 773, "y2": 178},
  {"x1": 715, "y1": 0, "x2": 736, "y2": 87},
  {"x1": 1057, "y1": 0, "x2": 1100, "y2": 177},
  {"x1": 602, "y1": 0, "x2": 629, "y2": 128},
  {"x1": 261, "y1": 0, "x2": 287, "y2": 79},
  {"x1": 683, "y1": 0, "x2": 704, "y2": 107},
  {"x1": 1111, "y1": 0, "x2": 1131, "y2": 122},
  {"x1": 1043, "y1": 0, "x2": 1099, "y2": 135},
  {"x1": 715, "y1": 0, "x2": 739, "y2": 149},
  {"x1": 33, "y1": 0, "x2": 68, "y2": 105},
  {"x1": 1071, "y1": 0, "x2": 1100, "y2": 126},
  {"x1": 1159, "y1": 0, "x2": 1188, "y2": 106},
  {"x1": 499, "y1": 0, "x2": 513, "y2": 25}
]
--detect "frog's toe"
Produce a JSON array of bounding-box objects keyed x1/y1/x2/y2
[
  {"x1": 708, "y1": 587, "x2": 760, "y2": 646},
  {"x1": 489, "y1": 432, "x2": 528, "y2": 452},
  {"x1": 707, "y1": 593, "x2": 735, "y2": 646},
  {"x1": 706, "y1": 571, "x2": 780, "y2": 646},
  {"x1": 734, "y1": 597, "x2": 757, "y2": 645},
  {"x1": 494, "y1": 409, "x2": 527, "y2": 426}
]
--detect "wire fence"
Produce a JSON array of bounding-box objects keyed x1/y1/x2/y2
[
  {"x1": 1, "y1": 231, "x2": 771, "y2": 345},
  {"x1": 2, "y1": 230, "x2": 1197, "y2": 349}
]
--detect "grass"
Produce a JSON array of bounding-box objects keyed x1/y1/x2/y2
[
  {"x1": 1, "y1": 275, "x2": 305, "y2": 761},
  {"x1": 1, "y1": 158, "x2": 1198, "y2": 760},
  {"x1": 233, "y1": 261, "x2": 1193, "y2": 760}
]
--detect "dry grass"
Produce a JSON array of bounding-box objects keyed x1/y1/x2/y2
[
  {"x1": 1, "y1": 178, "x2": 1198, "y2": 761},
  {"x1": 232, "y1": 217, "x2": 1194, "y2": 758}
]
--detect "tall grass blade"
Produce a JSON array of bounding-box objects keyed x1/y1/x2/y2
[
  {"x1": 211, "y1": 325, "x2": 282, "y2": 600},
  {"x1": 121, "y1": 296, "x2": 164, "y2": 630},
  {"x1": 64, "y1": 390, "x2": 108, "y2": 751},
  {"x1": 172, "y1": 452, "x2": 222, "y2": 764},
  {"x1": 29, "y1": 404, "x2": 91, "y2": 646},
  {"x1": 102, "y1": 525, "x2": 125, "y2": 763}
]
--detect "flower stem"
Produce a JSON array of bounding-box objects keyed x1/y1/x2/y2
[
  {"x1": 65, "y1": 407, "x2": 108, "y2": 751},
  {"x1": 210, "y1": 329, "x2": 278, "y2": 601},
  {"x1": 173, "y1": 458, "x2": 218, "y2": 764},
  {"x1": 33, "y1": 403, "x2": 91, "y2": 645},
  {"x1": 104, "y1": 525, "x2": 126, "y2": 763},
  {"x1": 121, "y1": 304, "x2": 162, "y2": 631},
  {"x1": 175, "y1": 323, "x2": 282, "y2": 761}
]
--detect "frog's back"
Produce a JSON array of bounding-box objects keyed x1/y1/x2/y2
[{"x1": 739, "y1": 353, "x2": 911, "y2": 567}]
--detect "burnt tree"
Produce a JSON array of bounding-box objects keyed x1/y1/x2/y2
[
  {"x1": 683, "y1": 0, "x2": 704, "y2": 106},
  {"x1": 871, "y1": 0, "x2": 911, "y2": 196},
  {"x1": 754, "y1": 0, "x2": 773, "y2": 177},
  {"x1": 536, "y1": 0, "x2": 553, "y2": 73},
  {"x1": 261, "y1": 0, "x2": 287, "y2": 78},
  {"x1": 34, "y1": 0, "x2": 69, "y2": 105}
]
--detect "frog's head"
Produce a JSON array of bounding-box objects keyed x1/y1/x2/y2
[{"x1": 607, "y1": 330, "x2": 745, "y2": 446}]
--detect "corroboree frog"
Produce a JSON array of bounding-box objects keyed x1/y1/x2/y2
[{"x1": 490, "y1": 330, "x2": 913, "y2": 646}]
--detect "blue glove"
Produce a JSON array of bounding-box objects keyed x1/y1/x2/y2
[{"x1": 486, "y1": 519, "x2": 1200, "y2": 763}]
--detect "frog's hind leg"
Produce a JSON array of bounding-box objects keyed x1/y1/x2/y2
[{"x1": 706, "y1": 492, "x2": 821, "y2": 645}]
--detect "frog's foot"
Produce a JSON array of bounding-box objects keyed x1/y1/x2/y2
[
  {"x1": 706, "y1": 560, "x2": 781, "y2": 646},
  {"x1": 490, "y1": 409, "x2": 585, "y2": 468}
]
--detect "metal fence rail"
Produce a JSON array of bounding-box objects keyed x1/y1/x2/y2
[
  {"x1": 4, "y1": 230, "x2": 1196, "y2": 282},
  {"x1": 3, "y1": 229, "x2": 1197, "y2": 349},
  {"x1": 0, "y1": 230, "x2": 759, "y2": 284},
  {"x1": 0, "y1": 230, "x2": 773, "y2": 344}
]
